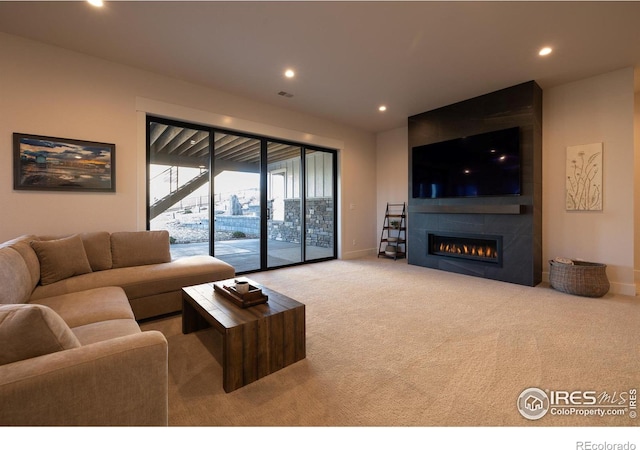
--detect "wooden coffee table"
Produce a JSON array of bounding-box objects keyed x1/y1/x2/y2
[{"x1": 182, "y1": 278, "x2": 306, "y2": 393}]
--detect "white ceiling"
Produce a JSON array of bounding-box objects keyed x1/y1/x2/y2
[{"x1": 1, "y1": 1, "x2": 639, "y2": 133}]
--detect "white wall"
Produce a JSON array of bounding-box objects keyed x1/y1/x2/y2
[
  {"x1": 375, "y1": 68, "x2": 637, "y2": 295},
  {"x1": 543, "y1": 68, "x2": 635, "y2": 295},
  {"x1": 0, "y1": 32, "x2": 376, "y2": 259},
  {"x1": 375, "y1": 127, "x2": 408, "y2": 251}
]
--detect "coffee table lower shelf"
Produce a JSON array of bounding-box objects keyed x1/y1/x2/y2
[{"x1": 182, "y1": 279, "x2": 306, "y2": 393}]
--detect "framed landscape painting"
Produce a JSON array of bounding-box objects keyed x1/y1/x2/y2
[{"x1": 13, "y1": 133, "x2": 115, "y2": 192}]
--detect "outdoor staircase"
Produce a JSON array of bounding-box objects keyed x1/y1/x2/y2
[{"x1": 149, "y1": 169, "x2": 209, "y2": 220}]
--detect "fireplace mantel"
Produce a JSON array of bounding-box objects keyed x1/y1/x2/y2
[{"x1": 409, "y1": 204, "x2": 524, "y2": 215}]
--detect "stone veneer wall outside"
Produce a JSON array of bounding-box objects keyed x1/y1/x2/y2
[
  {"x1": 214, "y1": 215, "x2": 260, "y2": 236},
  {"x1": 267, "y1": 198, "x2": 334, "y2": 248},
  {"x1": 305, "y1": 198, "x2": 334, "y2": 249},
  {"x1": 213, "y1": 198, "x2": 334, "y2": 248}
]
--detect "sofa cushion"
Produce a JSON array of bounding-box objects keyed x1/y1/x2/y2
[
  {"x1": 71, "y1": 319, "x2": 141, "y2": 346},
  {"x1": 0, "y1": 247, "x2": 34, "y2": 305},
  {"x1": 111, "y1": 230, "x2": 171, "y2": 269},
  {"x1": 31, "y1": 235, "x2": 93, "y2": 286},
  {"x1": 119, "y1": 256, "x2": 235, "y2": 299},
  {"x1": 1, "y1": 235, "x2": 41, "y2": 289},
  {"x1": 81, "y1": 232, "x2": 113, "y2": 271},
  {"x1": 0, "y1": 304, "x2": 81, "y2": 365},
  {"x1": 31, "y1": 287, "x2": 134, "y2": 328}
]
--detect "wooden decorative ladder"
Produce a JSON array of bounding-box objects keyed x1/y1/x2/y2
[{"x1": 378, "y1": 202, "x2": 406, "y2": 260}]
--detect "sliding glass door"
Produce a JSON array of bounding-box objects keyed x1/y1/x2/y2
[
  {"x1": 267, "y1": 141, "x2": 302, "y2": 268},
  {"x1": 147, "y1": 119, "x2": 211, "y2": 259},
  {"x1": 305, "y1": 149, "x2": 335, "y2": 261},
  {"x1": 147, "y1": 116, "x2": 337, "y2": 273},
  {"x1": 213, "y1": 132, "x2": 261, "y2": 272}
]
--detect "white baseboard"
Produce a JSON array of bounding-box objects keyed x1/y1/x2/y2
[
  {"x1": 341, "y1": 248, "x2": 376, "y2": 260},
  {"x1": 609, "y1": 282, "x2": 638, "y2": 297}
]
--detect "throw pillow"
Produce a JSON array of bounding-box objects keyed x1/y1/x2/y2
[
  {"x1": 0, "y1": 304, "x2": 81, "y2": 366},
  {"x1": 80, "y1": 231, "x2": 113, "y2": 271},
  {"x1": 111, "y1": 230, "x2": 171, "y2": 268},
  {"x1": 31, "y1": 234, "x2": 93, "y2": 285}
]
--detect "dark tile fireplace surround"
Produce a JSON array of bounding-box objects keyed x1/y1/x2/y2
[{"x1": 408, "y1": 81, "x2": 542, "y2": 286}]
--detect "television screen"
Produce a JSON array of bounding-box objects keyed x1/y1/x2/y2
[{"x1": 412, "y1": 127, "x2": 521, "y2": 198}]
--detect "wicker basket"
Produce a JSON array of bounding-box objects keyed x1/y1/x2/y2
[{"x1": 549, "y1": 260, "x2": 610, "y2": 298}]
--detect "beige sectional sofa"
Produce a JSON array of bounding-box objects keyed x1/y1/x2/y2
[{"x1": 0, "y1": 230, "x2": 235, "y2": 426}]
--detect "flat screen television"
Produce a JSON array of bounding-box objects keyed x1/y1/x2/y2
[{"x1": 412, "y1": 126, "x2": 521, "y2": 198}]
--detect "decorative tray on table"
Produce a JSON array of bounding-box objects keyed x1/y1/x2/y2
[{"x1": 213, "y1": 280, "x2": 268, "y2": 308}]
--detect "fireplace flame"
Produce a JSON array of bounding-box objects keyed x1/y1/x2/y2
[{"x1": 438, "y1": 242, "x2": 497, "y2": 259}]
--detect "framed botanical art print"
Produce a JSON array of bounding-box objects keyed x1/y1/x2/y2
[{"x1": 566, "y1": 143, "x2": 602, "y2": 211}]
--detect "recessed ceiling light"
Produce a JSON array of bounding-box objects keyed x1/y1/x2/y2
[
  {"x1": 87, "y1": 0, "x2": 104, "y2": 7},
  {"x1": 378, "y1": 105, "x2": 387, "y2": 112},
  {"x1": 284, "y1": 69, "x2": 295, "y2": 78},
  {"x1": 539, "y1": 47, "x2": 552, "y2": 56}
]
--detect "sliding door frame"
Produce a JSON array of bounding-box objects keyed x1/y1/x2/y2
[{"x1": 146, "y1": 115, "x2": 338, "y2": 273}]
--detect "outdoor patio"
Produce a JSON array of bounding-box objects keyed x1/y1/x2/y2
[{"x1": 170, "y1": 239, "x2": 333, "y2": 273}]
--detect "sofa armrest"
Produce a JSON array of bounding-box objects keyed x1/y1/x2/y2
[{"x1": 0, "y1": 330, "x2": 168, "y2": 426}]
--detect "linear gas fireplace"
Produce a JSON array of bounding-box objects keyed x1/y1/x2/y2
[{"x1": 428, "y1": 232, "x2": 503, "y2": 266}]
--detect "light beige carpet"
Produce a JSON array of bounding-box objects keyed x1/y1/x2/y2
[{"x1": 140, "y1": 256, "x2": 639, "y2": 427}]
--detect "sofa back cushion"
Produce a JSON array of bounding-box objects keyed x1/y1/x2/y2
[
  {"x1": 1, "y1": 235, "x2": 41, "y2": 291},
  {"x1": 80, "y1": 231, "x2": 113, "y2": 271},
  {"x1": 31, "y1": 235, "x2": 93, "y2": 286},
  {"x1": 0, "y1": 303, "x2": 81, "y2": 365},
  {"x1": 0, "y1": 247, "x2": 34, "y2": 305},
  {"x1": 111, "y1": 230, "x2": 171, "y2": 269}
]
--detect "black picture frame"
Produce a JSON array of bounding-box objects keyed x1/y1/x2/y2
[{"x1": 13, "y1": 133, "x2": 115, "y2": 192}]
